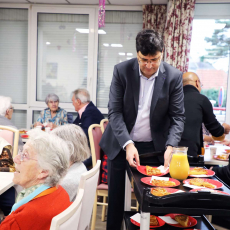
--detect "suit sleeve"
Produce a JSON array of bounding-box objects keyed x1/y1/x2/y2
[
  {"x1": 166, "y1": 72, "x2": 186, "y2": 147},
  {"x1": 108, "y1": 66, "x2": 132, "y2": 148},
  {"x1": 202, "y1": 97, "x2": 224, "y2": 138}
]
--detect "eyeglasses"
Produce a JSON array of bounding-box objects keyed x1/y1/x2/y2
[
  {"x1": 137, "y1": 53, "x2": 162, "y2": 66},
  {"x1": 18, "y1": 150, "x2": 38, "y2": 162}
]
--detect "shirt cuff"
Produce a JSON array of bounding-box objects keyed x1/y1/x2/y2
[{"x1": 123, "y1": 140, "x2": 134, "y2": 150}]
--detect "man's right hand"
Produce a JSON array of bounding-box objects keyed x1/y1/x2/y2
[
  {"x1": 126, "y1": 143, "x2": 140, "y2": 168},
  {"x1": 223, "y1": 123, "x2": 230, "y2": 134}
]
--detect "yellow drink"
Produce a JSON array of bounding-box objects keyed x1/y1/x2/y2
[{"x1": 169, "y1": 152, "x2": 190, "y2": 180}]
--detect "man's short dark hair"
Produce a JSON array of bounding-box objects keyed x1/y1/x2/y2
[{"x1": 136, "y1": 29, "x2": 164, "y2": 56}]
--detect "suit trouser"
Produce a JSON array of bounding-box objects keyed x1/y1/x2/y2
[{"x1": 106, "y1": 141, "x2": 159, "y2": 230}]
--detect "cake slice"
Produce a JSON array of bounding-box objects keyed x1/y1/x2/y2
[
  {"x1": 174, "y1": 215, "x2": 189, "y2": 227},
  {"x1": 150, "y1": 215, "x2": 158, "y2": 226}
]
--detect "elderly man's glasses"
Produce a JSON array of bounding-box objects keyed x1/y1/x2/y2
[
  {"x1": 18, "y1": 150, "x2": 38, "y2": 162},
  {"x1": 138, "y1": 53, "x2": 162, "y2": 66}
]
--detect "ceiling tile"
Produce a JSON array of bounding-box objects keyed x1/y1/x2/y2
[
  {"x1": 109, "y1": 0, "x2": 150, "y2": 5},
  {"x1": 0, "y1": 0, "x2": 28, "y2": 2}
]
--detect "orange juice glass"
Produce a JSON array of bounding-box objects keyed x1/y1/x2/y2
[{"x1": 169, "y1": 147, "x2": 190, "y2": 180}]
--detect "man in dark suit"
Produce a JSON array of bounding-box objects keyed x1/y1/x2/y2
[
  {"x1": 179, "y1": 72, "x2": 230, "y2": 156},
  {"x1": 72, "y1": 88, "x2": 104, "y2": 167},
  {"x1": 99, "y1": 29, "x2": 185, "y2": 230}
]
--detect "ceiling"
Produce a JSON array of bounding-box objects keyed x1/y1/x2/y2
[
  {"x1": 0, "y1": 0, "x2": 230, "y2": 5},
  {"x1": 0, "y1": 0, "x2": 166, "y2": 5}
]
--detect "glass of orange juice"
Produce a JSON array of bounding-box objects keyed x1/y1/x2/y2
[{"x1": 169, "y1": 147, "x2": 190, "y2": 180}]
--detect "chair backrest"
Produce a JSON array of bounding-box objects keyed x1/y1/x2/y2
[
  {"x1": 49, "y1": 188, "x2": 84, "y2": 230},
  {"x1": 0, "y1": 125, "x2": 19, "y2": 158},
  {"x1": 100, "y1": 119, "x2": 109, "y2": 133},
  {"x1": 77, "y1": 160, "x2": 101, "y2": 230},
  {"x1": 88, "y1": 124, "x2": 103, "y2": 167}
]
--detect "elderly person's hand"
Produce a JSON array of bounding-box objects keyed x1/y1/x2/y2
[
  {"x1": 34, "y1": 122, "x2": 43, "y2": 127},
  {"x1": 223, "y1": 123, "x2": 230, "y2": 134},
  {"x1": 220, "y1": 139, "x2": 230, "y2": 146},
  {"x1": 46, "y1": 122, "x2": 57, "y2": 129}
]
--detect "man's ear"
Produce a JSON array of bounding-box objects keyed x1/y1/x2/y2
[{"x1": 38, "y1": 170, "x2": 49, "y2": 180}]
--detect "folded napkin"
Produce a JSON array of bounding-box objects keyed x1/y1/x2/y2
[
  {"x1": 158, "y1": 216, "x2": 178, "y2": 224},
  {"x1": 157, "y1": 165, "x2": 169, "y2": 173},
  {"x1": 151, "y1": 176, "x2": 169, "y2": 183}
]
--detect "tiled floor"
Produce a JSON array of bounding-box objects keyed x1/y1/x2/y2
[{"x1": 90, "y1": 205, "x2": 107, "y2": 230}]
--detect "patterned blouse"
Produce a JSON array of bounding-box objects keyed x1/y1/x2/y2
[{"x1": 33, "y1": 107, "x2": 68, "y2": 127}]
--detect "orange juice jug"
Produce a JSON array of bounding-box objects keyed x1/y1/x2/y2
[{"x1": 169, "y1": 147, "x2": 190, "y2": 180}]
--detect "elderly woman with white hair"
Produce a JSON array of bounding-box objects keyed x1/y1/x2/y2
[
  {"x1": 0, "y1": 130, "x2": 72, "y2": 229},
  {"x1": 33, "y1": 93, "x2": 68, "y2": 129},
  {"x1": 52, "y1": 124, "x2": 90, "y2": 201}
]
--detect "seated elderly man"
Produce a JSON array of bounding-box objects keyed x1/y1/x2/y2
[
  {"x1": 0, "y1": 130, "x2": 72, "y2": 229},
  {"x1": 32, "y1": 93, "x2": 68, "y2": 129},
  {"x1": 72, "y1": 89, "x2": 104, "y2": 168},
  {"x1": 52, "y1": 124, "x2": 90, "y2": 201},
  {"x1": 179, "y1": 72, "x2": 230, "y2": 156}
]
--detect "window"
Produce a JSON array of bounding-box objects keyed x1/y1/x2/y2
[
  {"x1": 0, "y1": 8, "x2": 28, "y2": 104},
  {"x1": 97, "y1": 11, "x2": 142, "y2": 108},
  {"x1": 36, "y1": 13, "x2": 89, "y2": 103},
  {"x1": 11, "y1": 110, "x2": 27, "y2": 129},
  {"x1": 189, "y1": 4, "x2": 230, "y2": 124}
]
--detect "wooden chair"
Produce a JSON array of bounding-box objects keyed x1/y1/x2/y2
[
  {"x1": 49, "y1": 188, "x2": 84, "y2": 230},
  {"x1": 0, "y1": 125, "x2": 19, "y2": 158},
  {"x1": 89, "y1": 123, "x2": 138, "y2": 230}
]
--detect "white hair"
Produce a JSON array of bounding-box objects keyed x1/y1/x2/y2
[
  {"x1": 27, "y1": 129, "x2": 73, "y2": 187},
  {"x1": 45, "y1": 93, "x2": 59, "y2": 105},
  {"x1": 52, "y1": 124, "x2": 91, "y2": 163},
  {"x1": 72, "y1": 88, "x2": 90, "y2": 104},
  {"x1": 0, "y1": 96, "x2": 12, "y2": 116}
]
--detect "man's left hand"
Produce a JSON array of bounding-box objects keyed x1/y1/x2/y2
[{"x1": 164, "y1": 146, "x2": 173, "y2": 169}]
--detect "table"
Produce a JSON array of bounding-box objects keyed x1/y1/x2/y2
[
  {"x1": 124, "y1": 162, "x2": 230, "y2": 230},
  {"x1": 0, "y1": 172, "x2": 14, "y2": 195},
  {"x1": 204, "y1": 145, "x2": 230, "y2": 166}
]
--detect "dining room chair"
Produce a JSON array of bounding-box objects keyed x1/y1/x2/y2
[
  {"x1": 100, "y1": 118, "x2": 108, "y2": 133},
  {"x1": 89, "y1": 123, "x2": 138, "y2": 230},
  {"x1": 49, "y1": 188, "x2": 84, "y2": 230},
  {"x1": 0, "y1": 125, "x2": 19, "y2": 158},
  {"x1": 77, "y1": 160, "x2": 101, "y2": 230}
]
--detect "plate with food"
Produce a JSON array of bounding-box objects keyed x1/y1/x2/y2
[
  {"x1": 164, "y1": 214, "x2": 197, "y2": 228},
  {"x1": 150, "y1": 187, "x2": 184, "y2": 197},
  {"x1": 213, "y1": 154, "x2": 229, "y2": 161},
  {"x1": 190, "y1": 188, "x2": 230, "y2": 195},
  {"x1": 19, "y1": 130, "x2": 27, "y2": 134},
  {"x1": 21, "y1": 134, "x2": 29, "y2": 139},
  {"x1": 225, "y1": 149, "x2": 230, "y2": 154},
  {"x1": 188, "y1": 167, "x2": 215, "y2": 177},
  {"x1": 137, "y1": 165, "x2": 169, "y2": 177},
  {"x1": 130, "y1": 213, "x2": 165, "y2": 228},
  {"x1": 183, "y1": 178, "x2": 223, "y2": 189},
  {"x1": 141, "y1": 177, "x2": 180, "y2": 187}
]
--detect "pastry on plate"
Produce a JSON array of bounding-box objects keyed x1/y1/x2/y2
[
  {"x1": 189, "y1": 167, "x2": 208, "y2": 175},
  {"x1": 217, "y1": 154, "x2": 229, "y2": 160},
  {"x1": 189, "y1": 178, "x2": 215, "y2": 189},
  {"x1": 174, "y1": 215, "x2": 189, "y2": 227},
  {"x1": 146, "y1": 166, "x2": 161, "y2": 176},
  {"x1": 151, "y1": 179, "x2": 176, "y2": 187},
  {"x1": 150, "y1": 215, "x2": 158, "y2": 226},
  {"x1": 151, "y1": 187, "x2": 171, "y2": 196}
]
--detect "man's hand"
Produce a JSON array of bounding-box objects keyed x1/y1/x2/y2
[
  {"x1": 126, "y1": 143, "x2": 140, "y2": 168},
  {"x1": 222, "y1": 123, "x2": 230, "y2": 134},
  {"x1": 164, "y1": 146, "x2": 173, "y2": 169}
]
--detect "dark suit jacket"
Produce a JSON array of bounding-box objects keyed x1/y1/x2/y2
[
  {"x1": 73, "y1": 101, "x2": 104, "y2": 139},
  {"x1": 213, "y1": 160, "x2": 230, "y2": 186},
  {"x1": 179, "y1": 85, "x2": 224, "y2": 156},
  {"x1": 100, "y1": 58, "x2": 185, "y2": 161}
]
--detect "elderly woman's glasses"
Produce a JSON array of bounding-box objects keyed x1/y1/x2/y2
[{"x1": 18, "y1": 150, "x2": 38, "y2": 162}]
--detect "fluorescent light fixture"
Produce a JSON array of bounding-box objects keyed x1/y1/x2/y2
[
  {"x1": 103, "y1": 43, "x2": 109, "y2": 47},
  {"x1": 46, "y1": 42, "x2": 51, "y2": 45},
  {"x1": 111, "y1": 44, "x2": 123, "y2": 47},
  {"x1": 119, "y1": 52, "x2": 125, "y2": 56},
  {"x1": 127, "y1": 53, "x2": 133, "y2": 56},
  {"x1": 98, "y1": 30, "x2": 106, "y2": 34},
  {"x1": 214, "y1": 23, "x2": 226, "y2": 30},
  {"x1": 76, "y1": 28, "x2": 89, "y2": 33}
]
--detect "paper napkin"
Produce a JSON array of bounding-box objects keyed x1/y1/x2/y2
[{"x1": 158, "y1": 216, "x2": 178, "y2": 224}]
